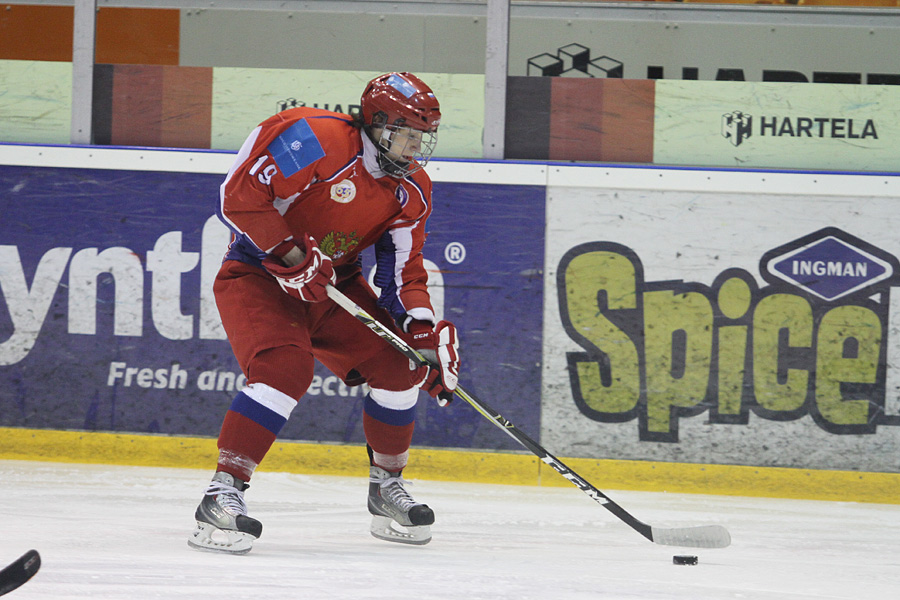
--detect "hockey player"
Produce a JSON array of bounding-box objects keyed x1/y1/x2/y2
[{"x1": 188, "y1": 72, "x2": 460, "y2": 554}]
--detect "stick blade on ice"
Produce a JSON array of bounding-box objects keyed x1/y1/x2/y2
[
  {"x1": 0, "y1": 550, "x2": 41, "y2": 596},
  {"x1": 651, "y1": 525, "x2": 732, "y2": 549}
]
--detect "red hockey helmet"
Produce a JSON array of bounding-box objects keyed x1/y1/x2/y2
[
  {"x1": 360, "y1": 72, "x2": 441, "y2": 177},
  {"x1": 361, "y1": 72, "x2": 441, "y2": 132}
]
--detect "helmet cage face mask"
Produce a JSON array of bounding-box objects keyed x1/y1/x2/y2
[{"x1": 371, "y1": 119, "x2": 437, "y2": 178}]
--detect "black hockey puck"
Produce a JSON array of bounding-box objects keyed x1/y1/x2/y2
[{"x1": 673, "y1": 555, "x2": 698, "y2": 565}]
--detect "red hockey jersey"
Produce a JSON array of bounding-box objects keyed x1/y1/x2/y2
[{"x1": 217, "y1": 107, "x2": 436, "y2": 325}]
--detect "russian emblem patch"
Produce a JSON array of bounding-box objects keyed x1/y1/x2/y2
[{"x1": 320, "y1": 231, "x2": 361, "y2": 260}]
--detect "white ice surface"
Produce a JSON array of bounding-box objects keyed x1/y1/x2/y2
[{"x1": 2, "y1": 460, "x2": 899, "y2": 599}]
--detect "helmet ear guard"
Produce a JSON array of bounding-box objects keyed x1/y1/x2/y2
[{"x1": 368, "y1": 110, "x2": 389, "y2": 130}]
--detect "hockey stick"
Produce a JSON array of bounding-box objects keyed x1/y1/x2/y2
[
  {"x1": 0, "y1": 550, "x2": 40, "y2": 596},
  {"x1": 326, "y1": 285, "x2": 731, "y2": 549}
]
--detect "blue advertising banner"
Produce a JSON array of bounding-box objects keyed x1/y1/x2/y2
[{"x1": 0, "y1": 165, "x2": 545, "y2": 451}]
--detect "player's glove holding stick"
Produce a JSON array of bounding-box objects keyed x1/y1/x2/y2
[
  {"x1": 409, "y1": 320, "x2": 460, "y2": 406},
  {"x1": 262, "y1": 233, "x2": 336, "y2": 303}
]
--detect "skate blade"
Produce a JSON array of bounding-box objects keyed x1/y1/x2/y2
[
  {"x1": 369, "y1": 515, "x2": 432, "y2": 545},
  {"x1": 187, "y1": 521, "x2": 256, "y2": 555}
]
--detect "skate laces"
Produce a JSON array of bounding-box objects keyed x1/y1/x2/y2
[
  {"x1": 372, "y1": 474, "x2": 418, "y2": 512},
  {"x1": 205, "y1": 481, "x2": 248, "y2": 516}
]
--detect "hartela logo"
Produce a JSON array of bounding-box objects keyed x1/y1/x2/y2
[
  {"x1": 722, "y1": 111, "x2": 752, "y2": 147},
  {"x1": 761, "y1": 228, "x2": 896, "y2": 302},
  {"x1": 721, "y1": 110, "x2": 878, "y2": 147}
]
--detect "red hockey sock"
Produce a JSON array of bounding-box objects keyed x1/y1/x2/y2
[
  {"x1": 213, "y1": 346, "x2": 312, "y2": 481},
  {"x1": 216, "y1": 406, "x2": 279, "y2": 481},
  {"x1": 363, "y1": 394, "x2": 415, "y2": 471}
]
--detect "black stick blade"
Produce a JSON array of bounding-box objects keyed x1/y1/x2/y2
[{"x1": 0, "y1": 550, "x2": 41, "y2": 596}]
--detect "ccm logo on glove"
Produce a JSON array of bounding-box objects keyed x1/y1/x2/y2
[
  {"x1": 262, "y1": 234, "x2": 336, "y2": 303},
  {"x1": 409, "y1": 320, "x2": 460, "y2": 406}
]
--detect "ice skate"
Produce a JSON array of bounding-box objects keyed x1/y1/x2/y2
[
  {"x1": 367, "y1": 466, "x2": 434, "y2": 545},
  {"x1": 188, "y1": 471, "x2": 262, "y2": 555}
]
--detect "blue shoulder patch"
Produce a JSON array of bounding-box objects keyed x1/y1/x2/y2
[{"x1": 268, "y1": 119, "x2": 326, "y2": 178}]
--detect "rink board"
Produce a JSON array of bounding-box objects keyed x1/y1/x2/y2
[
  {"x1": 1, "y1": 426, "x2": 896, "y2": 504},
  {"x1": 2, "y1": 145, "x2": 900, "y2": 491},
  {"x1": 0, "y1": 149, "x2": 544, "y2": 452},
  {"x1": 542, "y1": 165, "x2": 900, "y2": 476}
]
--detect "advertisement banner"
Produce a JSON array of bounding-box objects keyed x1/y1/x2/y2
[
  {"x1": 210, "y1": 69, "x2": 485, "y2": 158},
  {"x1": 542, "y1": 182, "x2": 900, "y2": 472},
  {"x1": 654, "y1": 81, "x2": 900, "y2": 171},
  {"x1": 0, "y1": 164, "x2": 544, "y2": 451},
  {"x1": 511, "y1": 17, "x2": 900, "y2": 84}
]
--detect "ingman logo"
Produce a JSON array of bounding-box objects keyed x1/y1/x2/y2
[
  {"x1": 762, "y1": 228, "x2": 895, "y2": 301},
  {"x1": 722, "y1": 111, "x2": 752, "y2": 146}
]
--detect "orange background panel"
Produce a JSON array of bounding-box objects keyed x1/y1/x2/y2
[
  {"x1": 0, "y1": 6, "x2": 74, "y2": 61},
  {"x1": 0, "y1": 6, "x2": 179, "y2": 64},
  {"x1": 96, "y1": 8, "x2": 179, "y2": 65},
  {"x1": 549, "y1": 79, "x2": 655, "y2": 163}
]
